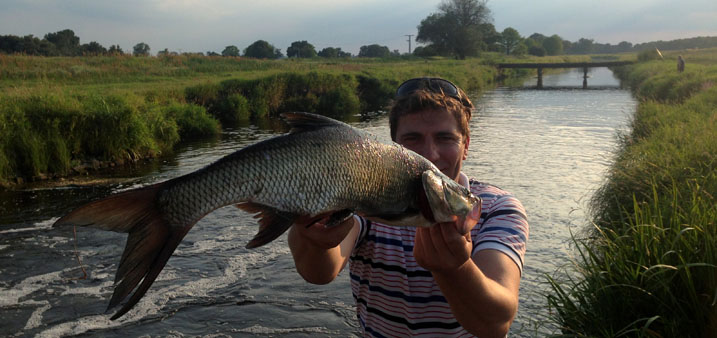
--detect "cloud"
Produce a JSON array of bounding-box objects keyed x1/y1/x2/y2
[{"x1": 0, "y1": 0, "x2": 714, "y2": 54}]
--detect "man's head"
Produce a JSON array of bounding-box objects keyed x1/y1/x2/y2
[
  {"x1": 389, "y1": 77, "x2": 474, "y2": 181},
  {"x1": 389, "y1": 78, "x2": 473, "y2": 141}
]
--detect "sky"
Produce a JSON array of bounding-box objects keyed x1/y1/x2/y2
[{"x1": 0, "y1": 0, "x2": 715, "y2": 55}]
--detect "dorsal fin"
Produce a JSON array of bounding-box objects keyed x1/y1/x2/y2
[{"x1": 281, "y1": 112, "x2": 345, "y2": 133}]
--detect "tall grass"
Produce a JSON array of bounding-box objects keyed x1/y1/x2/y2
[
  {"x1": 0, "y1": 92, "x2": 219, "y2": 183},
  {"x1": 1, "y1": 53, "x2": 589, "y2": 184},
  {"x1": 546, "y1": 55, "x2": 717, "y2": 336}
]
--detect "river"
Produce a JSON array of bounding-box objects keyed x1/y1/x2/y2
[{"x1": 0, "y1": 67, "x2": 635, "y2": 337}]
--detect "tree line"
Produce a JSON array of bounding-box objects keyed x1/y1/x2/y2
[
  {"x1": 2, "y1": 0, "x2": 716, "y2": 59},
  {"x1": 412, "y1": 0, "x2": 717, "y2": 58},
  {"x1": 0, "y1": 29, "x2": 395, "y2": 59}
]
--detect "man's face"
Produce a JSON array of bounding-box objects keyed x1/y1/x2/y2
[{"x1": 394, "y1": 109, "x2": 469, "y2": 182}]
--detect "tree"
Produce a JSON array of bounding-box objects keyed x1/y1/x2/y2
[
  {"x1": 80, "y1": 41, "x2": 107, "y2": 55},
  {"x1": 318, "y1": 47, "x2": 350, "y2": 58},
  {"x1": 542, "y1": 34, "x2": 563, "y2": 55},
  {"x1": 243, "y1": 40, "x2": 282, "y2": 59},
  {"x1": 44, "y1": 29, "x2": 80, "y2": 56},
  {"x1": 616, "y1": 41, "x2": 633, "y2": 52},
  {"x1": 416, "y1": 0, "x2": 492, "y2": 59},
  {"x1": 358, "y1": 44, "x2": 390, "y2": 58},
  {"x1": 500, "y1": 27, "x2": 522, "y2": 55},
  {"x1": 222, "y1": 45, "x2": 240, "y2": 57},
  {"x1": 528, "y1": 33, "x2": 547, "y2": 44},
  {"x1": 108, "y1": 45, "x2": 124, "y2": 55},
  {"x1": 133, "y1": 42, "x2": 150, "y2": 56},
  {"x1": 513, "y1": 42, "x2": 528, "y2": 56},
  {"x1": 528, "y1": 45, "x2": 546, "y2": 56},
  {"x1": 413, "y1": 45, "x2": 440, "y2": 57},
  {"x1": 479, "y1": 23, "x2": 502, "y2": 52},
  {"x1": 286, "y1": 40, "x2": 317, "y2": 58},
  {"x1": 0, "y1": 34, "x2": 55, "y2": 55},
  {"x1": 572, "y1": 38, "x2": 595, "y2": 54}
]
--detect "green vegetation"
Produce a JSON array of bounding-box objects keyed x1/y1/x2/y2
[
  {"x1": 0, "y1": 92, "x2": 218, "y2": 182},
  {"x1": 3, "y1": 53, "x2": 553, "y2": 185},
  {"x1": 546, "y1": 49, "x2": 717, "y2": 337}
]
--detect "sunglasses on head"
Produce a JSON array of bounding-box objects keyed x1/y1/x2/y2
[{"x1": 395, "y1": 77, "x2": 471, "y2": 108}]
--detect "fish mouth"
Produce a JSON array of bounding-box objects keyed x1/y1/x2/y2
[{"x1": 421, "y1": 169, "x2": 479, "y2": 225}]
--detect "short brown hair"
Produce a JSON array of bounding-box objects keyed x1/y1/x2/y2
[{"x1": 389, "y1": 88, "x2": 473, "y2": 141}]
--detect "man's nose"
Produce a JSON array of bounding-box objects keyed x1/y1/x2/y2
[{"x1": 420, "y1": 140, "x2": 440, "y2": 163}]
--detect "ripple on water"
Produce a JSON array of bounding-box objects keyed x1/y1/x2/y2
[{"x1": 0, "y1": 68, "x2": 634, "y2": 337}]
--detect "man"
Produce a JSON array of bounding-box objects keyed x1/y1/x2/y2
[
  {"x1": 677, "y1": 55, "x2": 685, "y2": 73},
  {"x1": 288, "y1": 77, "x2": 528, "y2": 337}
]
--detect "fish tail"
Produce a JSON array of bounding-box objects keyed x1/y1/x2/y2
[{"x1": 53, "y1": 182, "x2": 192, "y2": 320}]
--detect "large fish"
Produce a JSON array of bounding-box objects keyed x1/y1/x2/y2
[{"x1": 53, "y1": 112, "x2": 481, "y2": 319}]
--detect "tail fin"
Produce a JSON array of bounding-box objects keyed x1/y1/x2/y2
[{"x1": 53, "y1": 182, "x2": 192, "y2": 320}]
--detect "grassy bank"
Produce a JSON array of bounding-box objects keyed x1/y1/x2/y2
[
  {"x1": 1, "y1": 53, "x2": 586, "y2": 185},
  {"x1": 546, "y1": 49, "x2": 717, "y2": 337}
]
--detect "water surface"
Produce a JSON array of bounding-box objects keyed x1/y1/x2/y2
[{"x1": 0, "y1": 67, "x2": 635, "y2": 337}]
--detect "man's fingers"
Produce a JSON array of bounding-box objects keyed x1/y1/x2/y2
[{"x1": 455, "y1": 203, "x2": 481, "y2": 235}]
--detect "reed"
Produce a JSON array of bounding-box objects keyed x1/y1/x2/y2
[
  {"x1": 1, "y1": 53, "x2": 585, "y2": 184},
  {"x1": 0, "y1": 92, "x2": 218, "y2": 183},
  {"x1": 546, "y1": 53, "x2": 717, "y2": 336}
]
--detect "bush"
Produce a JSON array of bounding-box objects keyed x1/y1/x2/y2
[
  {"x1": 356, "y1": 75, "x2": 396, "y2": 113},
  {"x1": 185, "y1": 83, "x2": 221, "y2": 114},
  {"x1": 0, "y1": 93, "x2": 196, "y2": 182},
  {"x1": 317, "y1": 84, "x2": 360, "y2": 118},
  {"x1": 637, "y1": 48, "x2": 664, "y2": 62},
  {"x1": 207, "y1": 72, "x2": 363, "y2": 119},
  {"x1": 165, "y1": 102, "x2": 221, "y2": 138}
]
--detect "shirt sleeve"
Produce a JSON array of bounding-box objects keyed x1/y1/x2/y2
[
  {"x1": 470, "y1": 183, "x2": 529, "y2": 274},
  {"x1": 353, "y1": 215, "x2": 370, "y2": 251}
]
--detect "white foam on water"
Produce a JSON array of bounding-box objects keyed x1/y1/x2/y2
[
  {"x1": 0, "y1": 217, "x2": 58, "y2": 234},
  {"x1": 59, "y1": 280, "x2": 112, "y2": 296},
  {"x1": 100, "y1": 241, "x2": 291, "y2": 321},
  {"x1": 36, "y1": 314, "x2": 116, "y2": 338},
  {"x1": 23, "y1": 300, "x2": 51, "y2": 330},
  {"x1": 0, "y1": 269, "x2": 65, "y2": 307},
  {"x1": 232, "y1": 324, "x2": 336, "y2": 335}
]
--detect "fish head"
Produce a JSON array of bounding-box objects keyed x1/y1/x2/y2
[{"x1": 421, "y1": 169, "x2": 481, "y2": 233}]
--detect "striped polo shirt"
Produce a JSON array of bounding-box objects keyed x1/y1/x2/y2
[{"x1": 349, "y1": 180, "x2": 528, "y2": 337}]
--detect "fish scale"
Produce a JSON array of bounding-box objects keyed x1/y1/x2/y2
[
  {"x1": 158, "y1": 123, "x2": 431, "y2": 228},
  {"x1": 53, "y1": 112, "x2": 480, "y2": 319}
]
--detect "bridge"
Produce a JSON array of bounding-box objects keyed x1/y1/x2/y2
[{"x1": 497, "y1": 61, "x2": 635, "y2": 89}]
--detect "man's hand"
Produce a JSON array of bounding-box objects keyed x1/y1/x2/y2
[
  {"x1": 291, "y1": 213, "x2": 356, "y2": 250},
  {"x1": 288, "y1": 212, "x2": 358, "y2": 285},
  {"x1": 414, "y1": 203, "x2": 480, "y2": 273},
  {"x1": 414, "y1": 221, "x2": 473, "y2": 273}
]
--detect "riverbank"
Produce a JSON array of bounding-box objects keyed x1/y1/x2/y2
[
  {"x1": 546, "y1": 48, "x2": 717, "y2": 336},
  {"x1": 0, "y1": 54, "x2": 588, "y2": 186}
]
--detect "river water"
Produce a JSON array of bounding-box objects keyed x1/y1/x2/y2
[{"x1": 0, "y1": 68, "x2": 635, "y2": 337}]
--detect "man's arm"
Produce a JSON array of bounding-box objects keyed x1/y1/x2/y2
[
  {"x1": 414, "y1": 223, "x2": 521, "y2": 338},
  {"x1": 288, "y1": 215, "x2": 359, "y2": 285}
]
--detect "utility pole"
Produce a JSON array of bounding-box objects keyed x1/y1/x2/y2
[{"x1": 405, "y1": 34, "x2": 413, "y2": 54}]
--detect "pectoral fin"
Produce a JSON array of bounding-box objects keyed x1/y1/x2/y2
[{"x1": 236, "y1": 202, "x2": 298, "y2": 249}]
